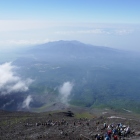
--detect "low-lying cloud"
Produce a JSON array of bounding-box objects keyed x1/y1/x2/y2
[
  {"x1": 55, "y1": 28, "x2": 133, "y2": 36},
  {"x1": 22, "y1": 95, "x2": 33, "y2": 109},
  {"x1": 2, "y1": 99, "x2": 14, "y2": 109},
  {"x1": 0, "y1": 39, "x2": 51, "y2": 47},
  {"x1": 59, "y1": 81, "x2": 74, "y2": 104},
  {"x1": 0, "y1": 62, "x2": 33, "y2": 95}
]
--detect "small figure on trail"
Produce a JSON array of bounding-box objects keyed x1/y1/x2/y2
[
  {"x1": 125, "y1": 126, "x2": 130, "y2": 136},
  {"x1": 66, "y1": 122, "x2": 68, "y2": 125},
  {"x1": 105, "y1": 135, "x2": 110, "y2": 140},
  {"x1": 107, "y1": 129, "x2": 112, "y2": 139},
  {"x1": 95, "y1": 134, "x2": 104, "y2": 140},
  {"x1": 112, "y1": 128, "x2": 117, "y2": 135},
  {"x1": 95, "y1": 134, "x2": 98, "y2": 139},
  {"x1": 96, "y1": 121, "x2": 99, "y2": 125},
  {"x1": 111, "y1": 123, "x2": 114, "y2": 129},
  {"x1": 103, "y1": 122, "x2": 107, "y2": 129},
  {"x1": 113, "y1": 135, "x2": 118, "y2": 140},
  {"x1": 119, "y1": 123, "x2": 122, "y2": 128},
  {"x1": 100, "y1": 135, "x2": 104, "y2": 140},
  {"x1": 107, "y1": 125, "x2": 112, "y2": 130},
  {"x1": 96, "y1": 134, "x2": 101, "y2": 140},
  {"x1": 86, "y1": 121, "x2": 89, "y2": 126}
]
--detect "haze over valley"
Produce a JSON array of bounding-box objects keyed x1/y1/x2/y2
[{"x1": 0, "y1": 40, "x2": 140, "y2": 113}]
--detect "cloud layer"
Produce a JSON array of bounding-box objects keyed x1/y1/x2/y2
[
  {"x1": 0, "y1": 20, "x2": 139, "y2": 51},
  {"x1": 0, "y1": 62, "x2": 33, "y2": 95},
  {"x1": 59, "y1": 82, "x2": 73, "y2": 104},
  {"x1": 22, "y1": 95, "x2": 33, "y2": 109}
]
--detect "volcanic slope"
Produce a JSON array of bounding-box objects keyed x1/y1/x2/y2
[{"x1": 0, "y1": 108, "x2": 140, "y2": 140}]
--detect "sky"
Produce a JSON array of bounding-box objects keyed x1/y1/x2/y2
[{"x1": 0, "y1": 0, "x2": 140, "y2": 51}]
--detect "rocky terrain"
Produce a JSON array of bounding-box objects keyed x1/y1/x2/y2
[{"x1": 0, "y1": 108, "x2": 140, "y2": 140}]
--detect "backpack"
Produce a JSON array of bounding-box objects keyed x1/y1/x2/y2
[{"x1": 105, "y1": 137, "x2": 110, "y2": 140}]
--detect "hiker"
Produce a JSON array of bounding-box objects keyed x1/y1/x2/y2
[
  {"x1": 121, "y1": 130, "x2": 125, "y2": 138},
  {"x1": 105, "y1": 135, "x2": 110, "y2": 140},
  {"x1": 113, "y1": 135, "x2": 118, "y2": 140},
  {"x1": 111, "y1": 123, "x2": 114, "y2": 129},
  {"x1": 117, "y1": 128, "x2": 122, "y2": 139},
  {"x1": 86, "y1": 121, "x2": 89, "y2": 126},
  {"x1": 103, "y1": 122, "x2": 107, "y2": 129},
  {"x1": 112, "y1": 128, "x2": 117, "y2": 135},
  {"x1": 119, "y1": 123, "x2": 122, "y2": 128},
  {"x1": 96, "y1": 134, "x2": 101, "y2": 140},
  {"x1": 96, "y1": 121, "x2": 99, "y2": 125},
  {"x1": 125, "y1": 126, "x2": 130, "y2": 136},
  {"x1": 107, "y1": 129, "x2": 112, "y2": 139},
  {"x1": 95, "y1": 134, "x2": 98, "y2": 139},
  {"x1": 100, "y1": 135, "x2": 104, "y2": 140},
  {"x1": 107, "y1": 125, "x2": 112, "y2": 130}
]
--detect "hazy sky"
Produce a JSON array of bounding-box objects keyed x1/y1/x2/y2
[{"x1": 0, "y1": 0, "x2": 140, "y2": 51}]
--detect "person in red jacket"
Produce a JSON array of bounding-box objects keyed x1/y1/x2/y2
[
  {"x1": 113, "y1": 135, "x2": 118, "y2": 140},
  {"x1": 107, "y1": 130, "x2": 112, "y2": 139}
]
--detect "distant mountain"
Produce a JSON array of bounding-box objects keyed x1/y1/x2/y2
[
  {"x1": 24, "y1": 40, "x2": 124, "y2": 63},
  {"x1": 2, "y1": 40, "x2": 140, "y2": 113},
  {"x1": 27, "y1": 40, "x2": 120, "y2": 54}
]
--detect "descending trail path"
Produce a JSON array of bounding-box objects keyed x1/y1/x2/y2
[{"x1": 0, "y1": 109, "x2": 140, "y2": 140}]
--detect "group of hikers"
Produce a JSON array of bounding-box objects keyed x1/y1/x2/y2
[
  {"x1": 24, "y1": 116, "x2": 132, "y2": 140},
  {"x1": 95, "y1": 122, "x2": 131, "y2": 140}
]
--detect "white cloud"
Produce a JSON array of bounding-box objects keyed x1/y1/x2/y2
[
  {"x1": 55, "y1": 28, "x2": 134, "y2": 36},
  {"x1": 2, "y1": 100, "x2": 14, "y2": 109},
  {"x1": 0, "y1": 20, "x2": 139, "y2": 51},
  {"x1": 59, "y1": 82, "x2": 73, "y2": 104},
  {"x1": 78, "y1": 29, "x2": 106, "y2": 34},
  {"x1": 0, "y1": 62, "x2": 33, "y2": 95},
  {"x1": 0, "y1": 39, "x2": 51, "y2": 46},
  {"x1": 22, "y1": 95, "x2": 33, "y2": 109},
  {"x1": 115, "y1": 29, "x2": 134, "y2": 35},
  {"x1": 55, "y1": 29, "x2": 106, "y2": 35}
]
